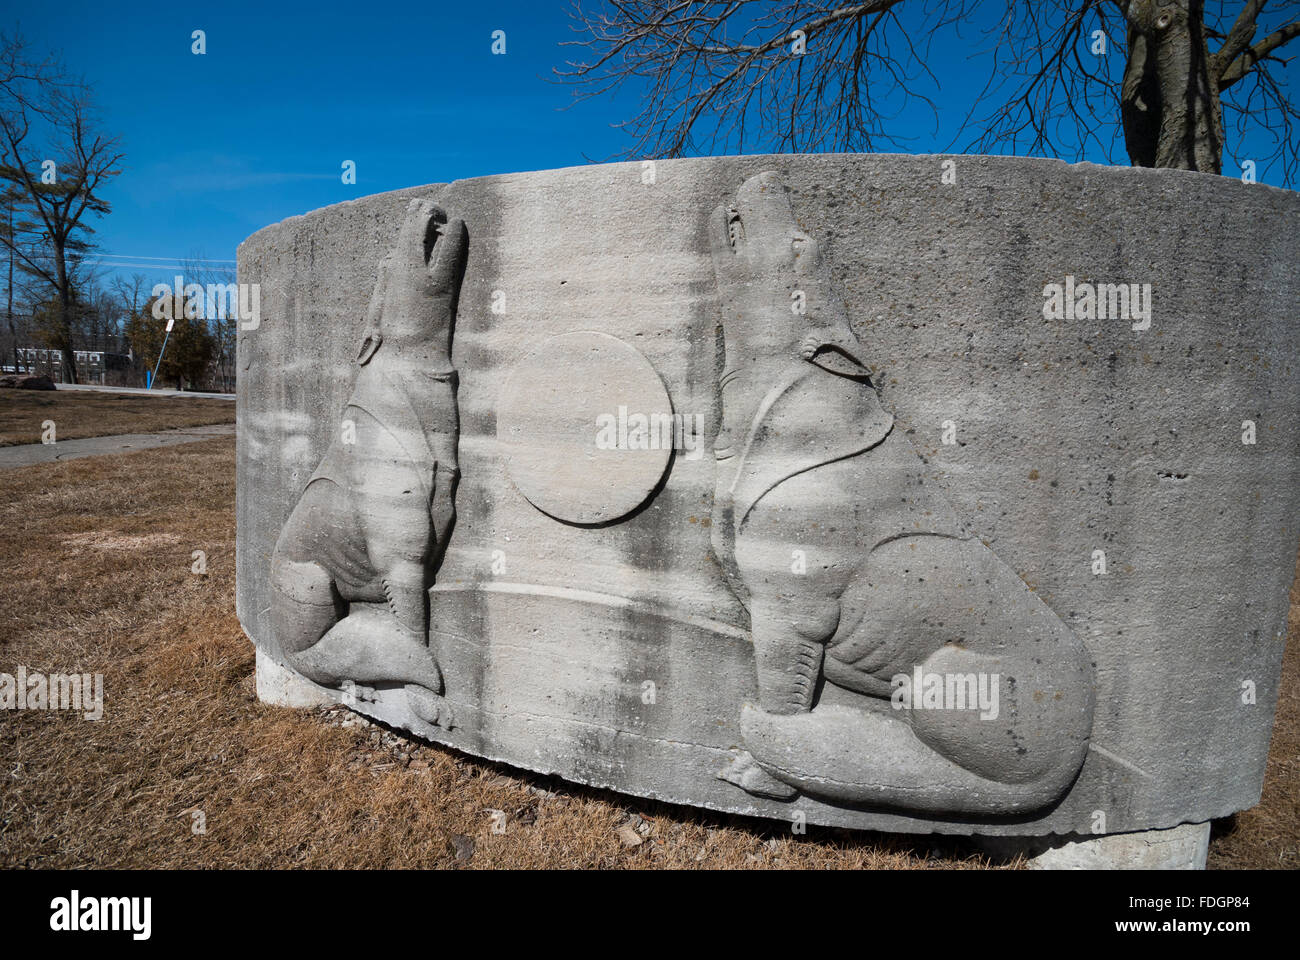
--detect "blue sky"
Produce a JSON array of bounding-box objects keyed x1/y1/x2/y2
[{"x1": 12, "y1": 0, "x2": 1293, "y2": 289}]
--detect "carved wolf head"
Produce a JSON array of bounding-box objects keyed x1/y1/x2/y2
[{"x1": 357, "y1": 200, "x2": 467, "y2": 366}]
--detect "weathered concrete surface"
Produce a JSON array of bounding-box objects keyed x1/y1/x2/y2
[
  {"x1": 237, "y1": 155, "x2": 1300, "y2": 836},
  {"x1": 0, "y1": 423, "x2": 234, "y2": 470}
]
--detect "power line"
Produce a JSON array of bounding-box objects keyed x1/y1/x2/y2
[
  {"x1": 12, "y1": 252, "x2": 236, "y2": 264},
  {"x1": 98, "y1": 254, "x2": 235, "y2": 262}
]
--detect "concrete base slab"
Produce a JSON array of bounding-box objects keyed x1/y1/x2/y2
[
  {"x1": 976, "y1": 822, "x2": 1211, "y2": 869},
  {"x1": 255, "y1": 648, "x2": 338, "y2": 709}
]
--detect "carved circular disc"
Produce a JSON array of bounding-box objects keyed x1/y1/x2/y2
[{"x1": 497, "y1": 331, "x2": 674, "y2": 525}]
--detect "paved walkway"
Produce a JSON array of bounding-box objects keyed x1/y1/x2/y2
[
  {"x1": 0, "y1": 423, "x2": 235, "y2": 470},
  {"x1": 54, "y1": 383, "x2": 235, "y2": 400}
]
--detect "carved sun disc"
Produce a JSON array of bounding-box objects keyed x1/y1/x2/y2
[{"x1": 497, "y1": 331, "x2": 674, "y2": 525}]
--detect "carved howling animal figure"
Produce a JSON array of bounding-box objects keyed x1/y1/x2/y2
[
  {"x1": 709, "y1": 172, "x2": 1095, "y2": 814},
  {"x1": 270, "y1": 199, "x2": 466, "y2": 731}
]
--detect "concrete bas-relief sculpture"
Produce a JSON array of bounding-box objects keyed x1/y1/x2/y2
[
  {"x1": 238, "y1": 154, "x2": 1300, "y2": 855},
  {"x1": 709, "y1": 172, "x2": 1093, "y2": 812},
  {"x1": 269, "y1": 200, "x2": 464, "y2": 732}
]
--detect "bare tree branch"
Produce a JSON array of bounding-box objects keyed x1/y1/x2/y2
[
  {"x1": 1219, "y1": 18, "x2": 1300, "y2": 86},
  {"x1": 1211, "y1": 0, "x2": 1268, "y2": 76},
  {"x1": 557, "y1": 0, "x2": 1300, "y2": 185}
]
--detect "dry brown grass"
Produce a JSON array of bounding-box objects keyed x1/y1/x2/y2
[
  {"x1": 0, "y1": 438, "x2": 1294, "y2": 869},
  {"x1": 0, "y1": 390, "x2": 233, "y2": 447}
]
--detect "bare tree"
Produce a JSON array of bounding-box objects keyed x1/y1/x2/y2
[
  {"x1": 181, "y1": 253, "x2": 238, "y2": 393},
  {"x1": 558, "y1": 1, "x2": 1300, "y2": 183},
  {"x1": 2, "y1": 191, "x2": 25, "y2": 373},
  {"x1": 0, "y1": 31, "x2": 123, "y2": 382},
  {"x1": 83, "y1": 277, "x2": 124, "y2": 353},
  {"x1": 111, "y1": 271, "x2": 147, "y2": 320}
]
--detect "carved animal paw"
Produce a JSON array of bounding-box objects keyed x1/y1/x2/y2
[
  {"x1": 406, "y1": 684, "x2": 455, "y2": 731},
  {"x1": 342, "y1": 680, "x2": 380, "y2": 704},
  {"x1": 799, "y1": 332, "x2": 822, "y2": 361},
  {"x1": 718, "y1": 750, "x2": 798, "y2": 801}
]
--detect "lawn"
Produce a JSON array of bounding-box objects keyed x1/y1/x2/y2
[
  {"x1": 0, "y1": 390, "x2": 234, "y2": 447},
  {"x1": 0, "y1": 438, "x2": 1294, "y2": 868}
]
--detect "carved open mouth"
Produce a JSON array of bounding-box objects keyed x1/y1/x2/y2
[{"x1": 726, "y1": 205, "x2": 744, "y2": 249}]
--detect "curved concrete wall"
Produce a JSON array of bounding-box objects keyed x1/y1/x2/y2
[{"x1": 237, "y1": 154, "x2": 1300, "y2": 835}]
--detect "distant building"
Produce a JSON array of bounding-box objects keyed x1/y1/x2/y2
[{"x1": 4, "y1": 347, "x2": 133, "y2": 385}]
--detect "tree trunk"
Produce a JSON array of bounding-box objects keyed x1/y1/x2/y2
[
  {"x1": 5, "y1": 199, "x2": 17, "y2": 375},
  {"x1": 58, "y1": 296, "x2": 79, "y2": 384},
  {"x1": 1122, "y1": 0, "x2": 1224, "y2": 174},
  {"x1": 51, "y1": 240, "x2": 79, "y2": 385}
]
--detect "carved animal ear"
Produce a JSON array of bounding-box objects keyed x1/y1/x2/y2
[{"x1": 357, "y1": 328, "x2": 382, "y2": 365}]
